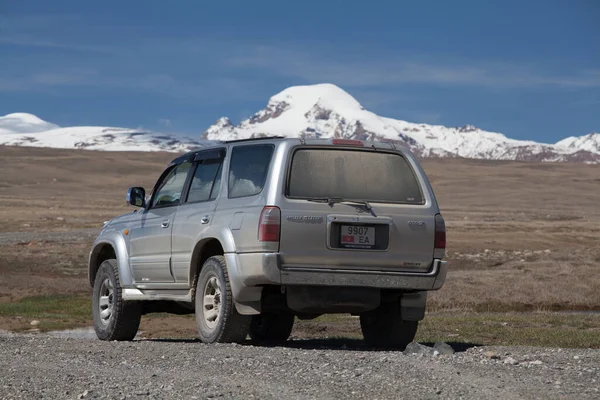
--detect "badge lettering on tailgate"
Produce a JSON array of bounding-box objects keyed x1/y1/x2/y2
[
  {"x1": 408, "y1": 221, "x2": 426, "y2": 230},
  {"x1": 286, "y1": 216, "x2": 324, "y2": 224}
]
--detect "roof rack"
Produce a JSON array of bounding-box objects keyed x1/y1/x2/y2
[{"x1": 224, "y1": 136, "x2": 285, "y2": 144}]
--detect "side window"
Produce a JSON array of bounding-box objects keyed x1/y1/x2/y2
[
  {"x1": 186, "y1": 161, "x2": 223, "y2": 203},
  {"x1": 210, "y1": 164, "x2": 222, "y2": 201},
  {"x1": 150, "y1": 162, "x2": 192, "y2": 208},
  {"x1": 228, "y1": 144, "x2": 274, "y2": 198}
]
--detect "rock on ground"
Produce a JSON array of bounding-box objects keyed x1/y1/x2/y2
[
  {"x1": 433, "y1": 341, "x2": 455, "y2": 355},
  {"x1": 0, "y1": 333, "x2": 599, "y2": 399}
]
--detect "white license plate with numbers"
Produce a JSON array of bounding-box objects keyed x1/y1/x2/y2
[{"x1": 340, "y1": 225, "x2": 375, "y2": 249}]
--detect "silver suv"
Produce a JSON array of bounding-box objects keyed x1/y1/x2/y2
[{"x1": 89, "y1": 137, "x2": 447, "y2": 348}]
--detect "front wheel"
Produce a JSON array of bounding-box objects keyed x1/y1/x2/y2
[
  {"x1": 360, "y1": 301, "x2": 418, "y2": 350},
  {"x1": 195, "y1": 256, "x2": 251, "y2": 343},
  {"x1": 92, "y1": 259, "x2": 141, "y2": 341},
  {"x1": 249, "y1": 312, "x2": 295, "y2": 343}
]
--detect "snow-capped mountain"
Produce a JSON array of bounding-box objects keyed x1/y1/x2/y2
[
  {"x1": 0, "y1": 113, "x2": 58, "y2": 135},
  {"x1": 1, "y1": 85, "x2": 598, "y2": 162},
  {"x1": 202, "y1": 84, "x2": 600, "y2": 163},
  {"x1": 0, "y1": 113, "x2": 205, "y2": 152},
  {"x1": 556, "y1": 133, "x2": 600, "y2": 155}
]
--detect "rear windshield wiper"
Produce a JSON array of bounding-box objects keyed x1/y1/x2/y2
[{"x1": 306, "y1": 197, "x2": 372, "y2": 210}]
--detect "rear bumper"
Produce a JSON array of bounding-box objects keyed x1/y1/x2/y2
[
  {"x1": 230, "y1": 252, "x2": 448, "y2": 291},
  {"x1": 279, "y1": 259, "x2": 448, "y2": 290}
]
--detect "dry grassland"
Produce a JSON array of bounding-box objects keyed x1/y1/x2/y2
[
  {"x1": 0, "y1": 145, "x2": 599, "y2": 327},
  {"x1": 422, "y1": 158, "x2": 600, "y2": 311}
]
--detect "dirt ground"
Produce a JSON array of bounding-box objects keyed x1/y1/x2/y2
[
  {"x1": 3, "y1": 332, "x2": 599, "y2": 399},
  {"x1": 1, "y1": 145, "x2": 599, "y2": 333}
]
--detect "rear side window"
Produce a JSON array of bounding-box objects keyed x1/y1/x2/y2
[
  {"x1": 228, "y1": 144, "x2": 274, "y2": 198},
  {"x1": 287, "y1": 149, "x2": 424, "y2": 204},
  {"x1": 186, "y1": 161, "x2": 222, "y2": 203}
]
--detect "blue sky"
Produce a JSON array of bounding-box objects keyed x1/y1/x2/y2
[{"x1": 0, "y1": 0, "x2": 598, "y2": 143}]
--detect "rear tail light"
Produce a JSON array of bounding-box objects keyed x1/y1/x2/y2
[
  {"x1": 258, "y1": 206, "x2": 281, "y2": 242},
  {"x1": 434, "y1": 214, "x2": 446, "y2": 250},
  {"x1": 332, "y1": 139, "x2": 364, "y2": 146}
]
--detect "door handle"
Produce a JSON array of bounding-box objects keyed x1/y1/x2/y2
[
  {"x1": 161, "y1": 219, "x2": 170, "y2": 228},
  {"x1": 201, "y1": 215, "x2": 210, "y2": 224}
]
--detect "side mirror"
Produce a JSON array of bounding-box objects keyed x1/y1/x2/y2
[{"x1": 126, "y1": 187, "x2": 146, "y2": 208}]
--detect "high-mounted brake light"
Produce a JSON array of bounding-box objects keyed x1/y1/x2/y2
[
  {"x1": 434, "y1": 214, "x2": 446, "y2": 250},
  {"x1": 331, "y1": 139, "x2": 364, "y2": 147},
  {"x1": 258, "y1": 206, "x2": 281, "y2": 242}
]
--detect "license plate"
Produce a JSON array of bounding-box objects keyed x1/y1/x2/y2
[{"x1": 340, "y1": 225, "x2": 375, "y2": 249}]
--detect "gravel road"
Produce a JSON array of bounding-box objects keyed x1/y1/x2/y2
[{"x1": 1, "y1": 332, "x2": 598, "y2": 399}]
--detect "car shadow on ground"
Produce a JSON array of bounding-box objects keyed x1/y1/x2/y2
[
  {"x1": 420, "y1": 341, "x2": 481, "y2": 353},
  {"x1": 250, "y1": 339, "x2": 481, "y2": 353},
  {"x1": 142, "y1": 337, "x2": 481, "y2": 353}
]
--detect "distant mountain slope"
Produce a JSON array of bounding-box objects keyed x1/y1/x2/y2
[
  {"x1": 0, "y1": 113, "x2": 59, "y2": 135},
  {"x1": 202, "y1": 84, "x2": 600, "y2": 163},
  {"x1": 0, "y1": 114, "x2": 205, "y2": 152},
  {"x1": 1, "y1": 85, "x2": 598, "y2": 162},
  {"x1": 556, "y1": 133, "x2": 600, "y2": 155}
]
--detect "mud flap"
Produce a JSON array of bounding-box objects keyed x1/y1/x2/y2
[{"x1": 400, "y1": 291, "x2": 427, "y2": 321}]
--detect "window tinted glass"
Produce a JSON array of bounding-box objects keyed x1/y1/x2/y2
[
  {"x1": 187, "y1": 161, "x2": 222, "y2": 203},
  {"x1": 151, "y1": 162, "x2": 192, "y2": 208},
  {"x1": 288, "y1": 149, "x2": 423, "y2": 204},
  {"x1": 228, "y1": 144, "x2": 274, "y2": 198},
  {"x1": 210, "y1": 163, "x2": 222, "y2": 201}
]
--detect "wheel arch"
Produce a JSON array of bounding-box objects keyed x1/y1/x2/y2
[
  {"x1": 189, "y1": 229, "x2": 261, "y2": 315},
  {"x1": 88, "y1": 243, "x2": 115, "y2": 287},
  {"x1": 88, "y1": 234, "x2": 132, "y2": 288},
  {"x1": 189, "y1": 237, "x2": 225, "y2": 294}
]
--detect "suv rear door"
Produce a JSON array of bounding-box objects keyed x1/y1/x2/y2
[
  {"x1": 213, "y1": 143, "x2": 276, "y2": 253},
  {"x1": 278, "y1": 145, "x2": 436, "y2": 273}
]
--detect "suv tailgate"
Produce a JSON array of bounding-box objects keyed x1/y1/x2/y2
[{"x1": 278, "y1": 146, "x2": 436, "y2": 272}]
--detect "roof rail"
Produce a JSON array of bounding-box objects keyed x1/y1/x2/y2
[{"x1": 225, "y1": 136, "x2": 285, "y2": 144}]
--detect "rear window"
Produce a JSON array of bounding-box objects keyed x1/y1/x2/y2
[
  {"x1": 228, "y1": 144, "x2": 274, "y2": 198},
  {"x1": 287, "y1": 149, "x2": 424, "y2": 204}
]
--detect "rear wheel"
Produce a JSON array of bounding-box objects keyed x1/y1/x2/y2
[
  {"x1": 195, "y1": 256, "x2": 251, "y2": 343},
  {"x1": 249, "y1": 311, "x2": 295, "y2": 343},
  {"x1": 360, "y1": 301, "x2": 418, "y2": 350},
  {"x1": 92, "y1": 259, "x2": 141, "y2": 341}
]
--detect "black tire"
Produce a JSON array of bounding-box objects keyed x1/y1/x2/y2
[
  {"x1": 249, "y1": 312, "x2": 295, "y2": 343},
  {"x1": 92, "y1": 259, "x2": 141, "y2": 341},
  {"x1": 360, "y1": 301, "x2": 418, "y2": 350},
  {"x1": 195, "y1": 256, "x2": 251, "y2": 343}
]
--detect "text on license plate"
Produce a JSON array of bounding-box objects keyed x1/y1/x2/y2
[{"x1": 340, "y1": 225, "x2": 375, "y2": 249}]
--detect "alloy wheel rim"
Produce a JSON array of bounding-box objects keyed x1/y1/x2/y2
[
  {"x1": 203, "y1": 276, "x2": 222, "y2": 329},
  {"x1": 98, "y1": 278, "x2": 114, "y2": 325}
]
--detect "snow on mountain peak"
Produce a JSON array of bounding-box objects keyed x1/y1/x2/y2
[
  {"x1": 0, "y1": 112, "x2": 59, "y2": 134},
  {"x1": 555, "y1": 132, "x2": 600, "y2": 154},
  {"x1": 3, "y1": 113, "x2": 49, "y2": 124},
  {"x1": 202, "y1": 117, "x2": 235, "y2": 139},
  {"x1": 458, "y1": 124, "x2": 479, "y2": 133},
  {"x1": 215, "y1": 117, "x2": 233, "y2": 127},
  {"x1": 203, "y1": 83, "x2": 419, "y2": 148},
  {"x1": 202, "y1": 83, "x2": 600, "y2": 163},
  {"x1": 0, "y1": 112, "x2": 207, "y2": 152},
  {"x1": 270, "y1": 83, "x2": 364, "y2": 112},
  {"x1": 1, "y1": 85, "x2": 598, "y2": 162}
]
